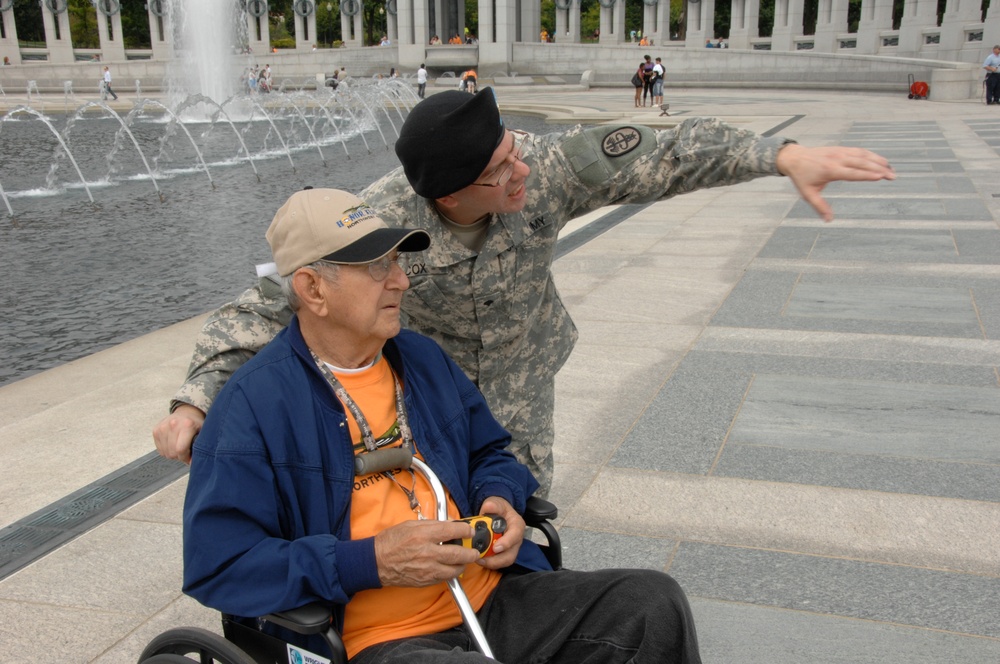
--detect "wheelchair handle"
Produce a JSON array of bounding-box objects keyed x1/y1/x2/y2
[{"x1": 353, "y1": 447, "x2": 413, "y2": 476}]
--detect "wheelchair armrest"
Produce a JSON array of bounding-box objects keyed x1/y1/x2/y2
[
  {"x1": 524, "y1": 495, "x2": 557, "y2": 524},
  {"x1": 523, "y1": 496, "x2": 562, "y2": 571},
  {"x1": 264, "y1": 602, "x2": 333, "y2": 635}
]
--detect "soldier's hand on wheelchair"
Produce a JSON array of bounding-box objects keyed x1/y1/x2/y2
[{"x1": 374, "y1": 519, "x2": 481, "y2": 587}]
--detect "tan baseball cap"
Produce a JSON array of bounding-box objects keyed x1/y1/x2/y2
[{"x1": 266, "y1": 188, "x2": 430, "y2": 276}]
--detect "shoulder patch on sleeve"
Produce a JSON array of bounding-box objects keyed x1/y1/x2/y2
[
  {"x1": 562, "y1": 124, "x2": 658, "y2": 188},
  {"x1": 601, "y1": 127, "x2": 642, "y2": 157}
]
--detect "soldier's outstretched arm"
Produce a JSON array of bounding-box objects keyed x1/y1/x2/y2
[
  {"x1": 775, "y1": 143, "x2": 895, "y2": 222},
  {"x1": 152, "y1": 279, "x2": 293, "y2": 462}
]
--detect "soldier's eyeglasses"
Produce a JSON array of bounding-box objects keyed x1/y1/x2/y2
[{"x1": 470, "y1": 131, "x2": 528, "y2": 189}]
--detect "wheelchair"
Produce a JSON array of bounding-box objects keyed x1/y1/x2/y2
[{"x1": 138, "y1": 449, "x2": 562, "y2": 664}]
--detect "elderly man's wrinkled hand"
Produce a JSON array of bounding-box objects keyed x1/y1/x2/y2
[
  {"x1": 152, "y1": 404, "x2": 205, "y2": 465},
  {"x1": 776, "y1": 143, "x2": 895, "y2": 222},
  {"x1": 375, "y1": 519, "x2": 481, "y2": 587},
  {"x1": 475, "y1": 496, "x2": 524, "y2": 570}
]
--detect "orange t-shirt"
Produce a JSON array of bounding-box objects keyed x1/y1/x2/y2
[{"x1": 334, "y1": 358, "x2": 501, "y2": 659}]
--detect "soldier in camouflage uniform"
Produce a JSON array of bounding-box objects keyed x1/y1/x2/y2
[{"x1": 156, "y1": 88, "x2": 894, "y2": 496}]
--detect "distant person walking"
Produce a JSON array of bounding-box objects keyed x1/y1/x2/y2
[
  {"x1": 984, "y1": 45, "x2": 1000, "y2": 104},
  {"x1": 102, "y1": 66, "x2": 118, "y2": 101},
  {"x1": 416, "y1": 63, "x2": 428, "y2": 98}
]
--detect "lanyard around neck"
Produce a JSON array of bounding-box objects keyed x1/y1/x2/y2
[{"x1": 311, "y1": 349, "x2": 414, "y2": 454}]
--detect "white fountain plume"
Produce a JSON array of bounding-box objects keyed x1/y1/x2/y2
[{"x1": 166, "y1": 0, "x2": 246, "y2": 109}]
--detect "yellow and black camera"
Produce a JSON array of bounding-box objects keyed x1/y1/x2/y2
[{"x1": 446, "y1": 514, "x2": 507, "y2": 558}]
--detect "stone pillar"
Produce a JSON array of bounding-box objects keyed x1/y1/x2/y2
[
  {"x1": 983, "y1": 0, "x2": 1000, "y2": 51},
  {"x1": 523, "y1": 0, "x2": 541, "y2": 42},
  {"x1": 458, "y1": 0, "x2": 466, "y2": 40},
  {"x1": 813, "y1": 0, "x2": 850, "y2": 52},
  {"x1": 855, "y1": 0, "x2": 894, "y2": 54},
  {"x1": 656, "y1": 0, "x2": 671, "y2": 41},
  {"x1": 247, "y1": 10, "x2": 270, "y2": 55},
  {"x1": 643, "y1": 1, "x2": 658, "y2": 43},
  {"x1": 341, "y1": 1, "x2": 364, "y2": 46},
  {"x1": 599, "y1": 0, "x2": 626, "y2": 44},
  {"x1": 771, "y1": 0, "x2": 805, "y2": 51},
  {"x1": 556, "y1": 0, "x2": 570, "y2": 41},
  {"x1": 95, "y1": 3, "x2": 127, "y2": 62},
  {"x1": 553, "y1": 0, "x2": 580, "y2": 44},
  {"x1": 480, "y1": 0, "x2": 514, "y2": 72},
  {"x1": 354, "y1": 10, "x2": 365, "y2": 46},
  {"x1": 570, "y1": 0, "x2": 582, "y2": 42},
  {"x1": 479, "y1": 0, "x2": 494, "y2": 43},
  {"x1": 729, "y1": 0, "x2": 761, "y2": 49},
  {"x1": 42, "y1": 0, "x2": 74, "y2": 64},
  {"x1": 1, "y1": 4, "x2": 21, "y2": 65},
  {"x1": 386, "y1": 0, "x2": 399, "y2": 43},
  {"x1": 939, "y1": 0, "x2": 983, "y2": 61},
  {"x1": 897, "y1": 0, "x2": 938, "y2": 57},
  {"x1": 293, "y1": 1, "x2": 319, "y2": 50},
  {"x1": 434, "y1": 0, "x2": 445, "y2": 39},
  {"x1": 397, "y1": 0, "x2": 431, "y2": 68},
  {"x1": 685, "y1": 0, "x2": 718, "y2": 47},
  {"x1": 146, "y1": 2, "x2": 172, "y2": 61},
  {"x1": 396, "y1": 0, "x2": 412, "y2": 44}
]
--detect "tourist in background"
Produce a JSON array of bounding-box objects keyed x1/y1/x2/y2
[
  {"x1": 983, "y1": 45, "x2": 1000, "y2": 104},
  {"x1": 632, "y1": 61, "x2": 645, "y2": 107},
  {"x1": 102, "y1": 66, "x2": 118, "y2": 101},
  {"x1": 652, "y1": 56, "x2": 665, "y2": 107},
  {"x1": 461, "y1": 68, "x2": 477, "y2": 93},
  {"x1": 416, "y1": 63, "x2": 428, "y2": 98},
  {"x1": 641, "y1": 54, "x2": 655, "y2": 106}
]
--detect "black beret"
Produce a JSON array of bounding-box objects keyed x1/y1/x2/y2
[{"x1": 394, "y1": 87, "x2": 505, "y2": 200}]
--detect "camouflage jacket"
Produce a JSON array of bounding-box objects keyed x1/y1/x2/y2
[{"x1": 174, "y1": 118, "x2": 790, "y2": 430}]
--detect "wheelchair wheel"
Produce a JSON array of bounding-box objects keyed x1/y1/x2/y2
[{"x1": 138, "y1": 626, "x2": 256, "y2": 664}]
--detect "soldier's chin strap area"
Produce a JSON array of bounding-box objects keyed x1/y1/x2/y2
[{"x1": 353, "y1": 448, "x2": 497, "y2": 660}]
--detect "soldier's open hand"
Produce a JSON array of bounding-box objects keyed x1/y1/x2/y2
[{"x1": 776, "y1": 143, "x2": 895, "y2": 222}]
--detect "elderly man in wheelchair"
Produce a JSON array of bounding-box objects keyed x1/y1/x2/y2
[{"x1": 143, "y1": 188, "x2": 702, "y2": 664}]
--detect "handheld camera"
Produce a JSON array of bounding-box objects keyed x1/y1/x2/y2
[{"x1": 447, "y1": 514, "x2": 506, "y2": 558}]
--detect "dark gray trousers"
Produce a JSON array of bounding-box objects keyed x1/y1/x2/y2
[{"x1": 350, "y1": 568, "x2": 701, "y2": 663}]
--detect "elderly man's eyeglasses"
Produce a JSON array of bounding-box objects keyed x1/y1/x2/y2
[
  {"x1": 470, "y1": 130, "x2": 528, "y2": 188},
  {"x1": 320, "y1": 254, "x2": 401, "y2": 282}
]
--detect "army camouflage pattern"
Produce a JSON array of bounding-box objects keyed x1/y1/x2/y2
[{"x1": 173, "y1": 117, "x2": 791, "y2": 494}]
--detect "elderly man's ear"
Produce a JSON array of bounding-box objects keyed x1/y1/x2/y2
[{"x1": 292, "y1": 268, "x2": 330, "y2": 316}]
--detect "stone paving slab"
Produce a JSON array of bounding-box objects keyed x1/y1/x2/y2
[
  {"x1": 672, "y1": 543, "x2": 1000, "y2": 638},
  {"x1": 690, "y1": 599, "x2": 1000, "y2": 663}
]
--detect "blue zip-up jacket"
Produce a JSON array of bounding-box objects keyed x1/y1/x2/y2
[{"x1": 182, "y1": 317, "x2": 546, "y2": 654}]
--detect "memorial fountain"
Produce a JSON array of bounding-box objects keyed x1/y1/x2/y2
[{"x1": 0, "y1": 0, "x2": 422, "y2": 386}]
